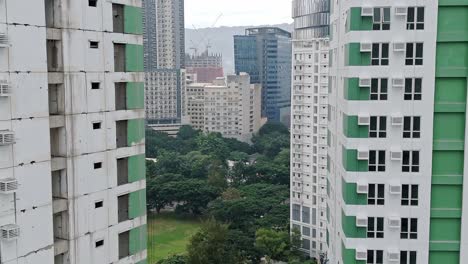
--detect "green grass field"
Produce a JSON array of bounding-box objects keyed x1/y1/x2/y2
[{"x1": 147, "y1": 212, "x2": 202, "y2": 263}]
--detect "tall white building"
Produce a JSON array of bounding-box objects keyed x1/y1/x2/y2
[
  {"x1": 183, "y1": 73, "x2": 263, "y2": 142},
  {"x1": 290, "y1": 0, "x2": 330, "y2": 260},
  {"x1": 325, "y1": 1, "x2": 468, "y2": 264},
  {"x1": 0, "y1": 1, "x2": 146, "y2": 263}
]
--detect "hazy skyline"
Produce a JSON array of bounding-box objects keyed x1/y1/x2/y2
[{"x1": 185, "y1": 0, "x2": 293, "y2": 29}]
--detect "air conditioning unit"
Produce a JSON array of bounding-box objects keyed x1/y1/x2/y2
[
  {"x1": 358, "y1": 114, "x2": 370, "y2": 126},
  {"x1": 360, "y1": 42, "x2": 372, "y2": 52},
  {"x1": 390, "y1": 150, "x2": 403, "y2": 161},
  {"x1": 389, "y1": 184, "x2": 402, "y2": 195},
  {"x1": 393, "y1": 42, "x2": 406, "y2": 52},
  {"x1": 0, "y1": 131, "x2": 15, "y2": 146},
  {"x1": 1, "y1": 224, "x2": 20, "y2": 241},
  {"x1": 0, "y1": 178, "x2": 18, "y2": 194},
  {"x1": 391, "y1": 115, "x2": 404, "y2": 126},
  {"x1": 359, "y1": 78, "x2": 371, "y2": 87},
  {"x1": 361, "y1": 7, "x2": 374, "y2": 17},
  {"x1": 392, "y1": 78, "x2": 405, "y2": 88},
  {"x1": 357, "y1": 183, "x2": 369, "y2": 194},
  {"x1": 388, "y1": 217, "x2": 401, "y2": 229},
  {"x1": 356, "y1": 215, "x2": 368, "y2": 227},
  {"x1": 357, "y1": 149, "x2": 369, "y2": 160},
  {"x1": 395, "y1": 7, "x2": 408, "y2": 16},
  {"x1": 388, "y1": 250, "x2": 400, "y2": 262},
  {"x1": 0, "y1": 33, "x2": 9, "y2": 48},
  {"x1": 356, "y1": 248, "x2": 367, "y2": 260},
  {"x1": 0, "y1": 79, "x2": 11, "y2": 97}
]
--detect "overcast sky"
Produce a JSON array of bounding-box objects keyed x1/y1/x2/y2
[{"x1": 185, "y1": 0, "x2": 293, "y2": 29}]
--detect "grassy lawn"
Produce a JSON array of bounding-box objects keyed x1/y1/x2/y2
[{"x1": 148, "y1": 212, "x2": 202, "y2": 263}]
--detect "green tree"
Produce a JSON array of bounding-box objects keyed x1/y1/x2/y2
[
  {"x1": 183, "y1": 151, "x2": 212, "y2": 178},
  {"x1": 146, "y1": 173, "x2": 185, "y2": 213},
  {"x1": 221, "y1": 188, "x2": 242, "y2": 201},
  {"x1": 196, "y1": 133, "x2": 230, "y2": 160},
  {"x1": 177, "y1": 125, "x2": 200, "y2": 140},
  {"x1": 207, "y1": 160, "x2": 228, "y2": 189},
  {"x1": 228, "y1": 151, "x2": 250, "y2": 162},
  {"x1": 157, "y1": 255, "x2": 188, "y2": 264},
  {"x1": 258, "y1": 122, "x2": 290, "y2": 136},
  {"x1": 255, "y1": 228, "x2": 290, "y2": 263},
  {"x1": 187, "y1": 219, "x2": 241, "y2": 264}
]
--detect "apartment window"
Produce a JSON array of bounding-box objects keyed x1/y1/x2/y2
[
  {"x1": 302, "y1": 226, "x2": 311, "y2": 237},
  {"x1": 402, "y1": 151, "x2": 419, "y2": 172},
  {"x1": 302, "y1": 206, "x2": 310, "y2": 224},
  {"x1": 404, "y1": 78, "x2": 422, "y2": 100},
  {"x1": 95, "y1": 239, "x2": 104, "y2": 247},
  {"x1": 94, "y1": 162, "x2": 102, "y2": 169},
  {"x1": 405, "y1": 43, "x2": 424, "y2": 65},
  {"x1": 401, "y1": 218, "x2": 418, "y2": 239},
  {"x1": 368, "y1": 184, "x2": 385, "y2": 205},
  {"x1": 367, "y1": 217, "x2": 384, "y2": 238},
  {"x1": 369, "y1": 150, "x2": 385, "y2": 172},
  {"x1": 370, "y1": 79, "x2": 388, "y2": 100},
  {"x1": 371, "y1": 43, "x2": 389, "y2": 66},
  {"x1": 367, "y1": 250, "x2": 383, "y2": 264},
  {"x1": 407, "y1": 7, "x2": 424, "y2": 30},
  {"x1": 89, "y1": 0, "x2": 98, "y2": 7},
  {"x1": 401, "y1": 251, "x2": 417, "y2": 264},
  {"x1": 369, "y1": 116, "x2": 387, "y2": 138},
  {"x1": 403, "y1": 117, "x2": 421, "y2": 138},
  {"x1": 92, "y1": 122, "x2": 102, "y2": 130},
  {"x1": 95, "y1": 201, "x2": 104, "y2": 208},
  {"x1": 292, "y1": 204, "x2": 300, "y2": 221},
  {"x1": 89, "y1": 41, "x2": 99, "y2": 49},
  {"x1": 373, "y1": 8, "x2": 390, "y2": 30},
  {"x1": 91, "y1": 82, "x2": 100, "y2": 89},
  {"x1": 402, "y1": 185, "x2": 419, "y2": 206}
]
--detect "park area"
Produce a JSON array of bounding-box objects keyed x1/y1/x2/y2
[{"x1": 147, "y1": 213, "x2": 202, "y2": 263}]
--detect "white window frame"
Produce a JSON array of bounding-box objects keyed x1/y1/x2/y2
[
  {"x1": 368, "y1": 184, "x2": 385, "y2": 205},
  {"x1": 402, "y1": 150, "x2": 420, "y2": 173},
  {"x1": 371, "y1": 43, "x2": 389, "y2": 66},
  {"x1": 372, "y1": 7, "x2": 391, "y2": 30},
  {"x1": 404, "y1": 78, "x2": 422, "y2": 101},
  {"x1": 369, "y1": 116, "x2": 387, "y2": 138},
  {"x1": 367, "y1": 250, "x2": 384, "y2": 264},
  {"x1": 367, "y1": 217, "x2": 385, "y2": 238},
  {"x1": 400, "y1": 251, "x2": 417, "y2": 264},
  {"x1": 407, "y1": 7, "x2": 425, "y2": 30},
  {"x1": 370, "y1": 78, "x2": 388, "y2": 101},
  {"x1": 401, "y1": 218, "x2": 418, "y2": 239},
  {"x1": 369, "y1": 150, "x2": 386, "y2": 172},
  {"x1": 402, "y1": 184, "x2": 419, "y2": 206},
  {"x1": 403, "y1": 116, "x2": 421, "y2": 138},
  {"x1": 405, "y1": 43, "x2": 424, "y2": 65}
]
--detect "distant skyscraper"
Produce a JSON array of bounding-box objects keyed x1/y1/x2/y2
[
  {"x1": 143, "y1": 0, "x2": 186, "y2": 125},
  {"x1": 234, "y1": 27, "x2": 292, "y2": 125},
  {"x1": 186, "y1": 51, "x2": 224, "y2": 83}
]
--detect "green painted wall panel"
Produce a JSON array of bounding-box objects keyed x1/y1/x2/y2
[
  {"x1": 430, "y1": 218, "x2": 461, "y2": 241},
  {"x1": 342, "y1": 243, "x2": 366, "y2": 264},
  {"x1": 431, "y1": 185, "x2": 463, "y2": 209},
  {"x1": 129, "y1": 189, "x2": 147, "y2": 219},
  {"x1": 130, "y1": 224, "x2": 147, "y2": 255},
  {"x1": 128, "y1": 154, "x2": 145, "y2": 183},
  {"x1": 348, "y1": 8, "x2": 373, "y2": 31},
  {"x1": 433, "y1": 113, "x2": 466, "y2": 142},
  {"x1": 128, "y1": 119, "x2": 145, "y2": 146},
  {"x1": 346, "y1": 43, "x2": 371, "y2": 66},
  {"x1": 438, "y1": 6, "x2": 468, "y2": 41},
  {"x1": 435, "y1": 78, "x2": 467, "y2": 105},
  {"x1": 344, "y1": 78, "x2": 369, "y2": 100},
  {"x1": 342, "y1": 178, "x2": 367, "y2": 205},
  {"x1": 126, "y1": 44, "x2": 144, "y2": 72},
  {"x1": 432, "y1": 151, "x2": 464, "y2": 176},
  {"x1": 341, "y1": 211, "x2": 366, "y2": 238},
  {"x1": 342, "y1": 147, "x2": 368, "y2": 172},
  {"x1": 124, "y1": 6, "x2": 143, "y2": 35},
  {"x1": 343, "y1": 115, "x2": 368, "y2": 138},
  {"x1": 436, "y1": 43, "x2": 468, "y2": 77},
  {"x1": 126, "y1": 82, "x2": 145, "y2": 110},
  {"x1": 429, "y1": 251, "x2": 459, "y2": 264}
]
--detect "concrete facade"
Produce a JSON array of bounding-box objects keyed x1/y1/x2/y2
[
  {"x1": 183, "y1": 73, "x2": 262, "y2": 142},
  {"x1": 0, "y1": 1, "x2": 146, "y2": 263},
  {"x1": 186, "y1": 51, "x2": 224, "y2": 83}
]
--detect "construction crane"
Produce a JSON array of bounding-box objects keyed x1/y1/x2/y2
[{"x1": 189, "y1": 13, "x2": 223, "y2": 56}]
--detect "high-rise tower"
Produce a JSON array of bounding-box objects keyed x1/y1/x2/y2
[{"x1": 0, "y1": 1, "x2": 146, "y2": 263}]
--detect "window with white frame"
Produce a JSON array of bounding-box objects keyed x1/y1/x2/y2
[
  {"x1": 292, "y1": 204, "x2": 300, "y2": 221},
  {"x1": 404, "y1": 78, "x2": 422, "y2": 100},
  {"x1": 373, "y1": 7, "x2": 390, "y2": 30},
  {"x1": 403, "y1": 116, "x2": 421, "y2": 138},
  {"x1": 407, "y1": 7, "x2": 425, "y2": 30},
  {"x1": 367, "y1": 250, "x2": 384, "y2": 264},
  {"x1": 401, "y1": 218, "x2": 418, "y2": 239},
  {"x1": 402, "y1": 151, "x2": 420, "y2": 172},
  {"x1": 402, "y1": 184, "x2": 419, "y2": 206},
  {"x1": 367, "y1": 217, "x2": 384, "y2": 238},
  {"x1": 369, "y1": 150, "x2": 386, "y2": 172},
  {"x1": 368, "y1": 184, "x2": 385, "y2": 205},
  {"x1": 371, "y1": 43, "x2": 389, "y2": 65},
  {"x1": 369, "y1": 116, "x2": 387, "y2": 138},
  {"x1": 405, "y1": 43, "x2": 424, "y2": 65},
  {"x1": 401, "y1": 251, "x2": 417, "y2": 264},
  {"x1": 370, "y1": 78, "x2": 388, "y2": 100}
]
